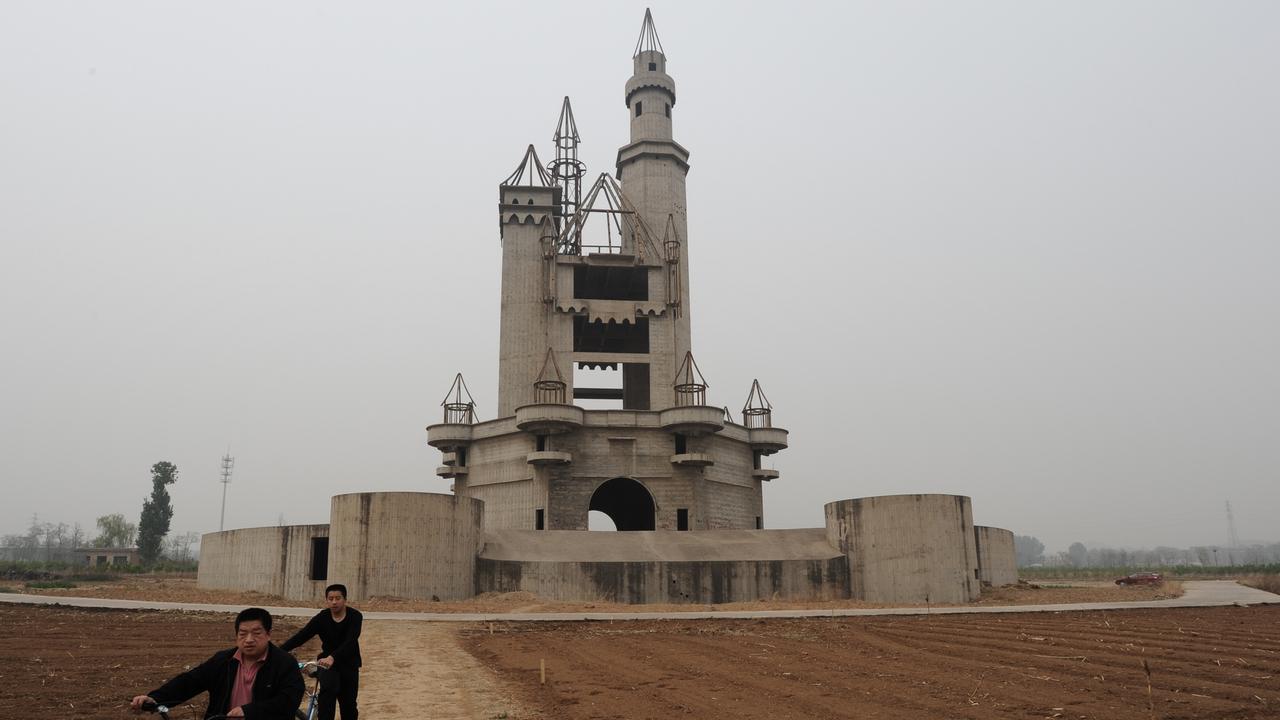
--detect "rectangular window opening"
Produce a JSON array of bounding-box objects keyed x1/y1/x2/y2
[
  {"x1": 677, "y1": 508, "x2": 689, "y2": 531},
  {"x1": 665, "y1": 103, "x2": 671, "y2": 118},
  {"x1": 648, "y1": 62, "x2": 657, "y2": 71},
  {"x1": 536, "y1": 509, "x2": 546, "y2": 530},
  {"x1": 755, "y1": 516, "x2": 763, "y2": 530},
  {"x1": 310, "y1": 537, "x2": 329, "y2": 581},
  {"x1": 456, "y1": 447, "x2": 467, "y2": 466},
  {"x1": 573, "y1": 316, "x2": 649, "y2": 354},
  {"x1": 635, "y1": 101, "x2": 642, "y2": 117},
  {"x1": 535, "y1": 435, "x2": 547, "y2": 452},
  {"x1": 573, "y1": 265, "x2": 649, "y2": 301},
  {"x1": 752, "y1": 450, "x2": 763, "y2": 470},
  {"x1": 574, "y1": 363, "x2": 624, "y2": 409}
]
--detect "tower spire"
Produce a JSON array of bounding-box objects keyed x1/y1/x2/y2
[
  {"x1": 634, "y1": 8, "x2": 665, "y2": 57},
  {"x1": 551, "y1": 97, "x2": 585, "y2": 225}
]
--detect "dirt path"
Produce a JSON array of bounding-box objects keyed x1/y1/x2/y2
[{"x1": 360, "y1": 620, "x2": 538, "y2": 720}]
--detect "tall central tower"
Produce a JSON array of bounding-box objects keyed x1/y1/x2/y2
[{"x1": 427, "y1": 10, "x2": 789, "y2": 533}]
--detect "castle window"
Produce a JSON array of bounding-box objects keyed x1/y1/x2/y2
[
  {"x1": 536, "y1": 509, "x2": 545, "y2": 530},
  {"x1": 677, "y1": 508, "x2": 689, "y2": 531},
  {"x1": 573, "y1": 317, "x2": 649, "y2": 353},
  {"x1": 635, "y1": 101, "x2": 642, "y2": 117},
  {"x1": 527, "y1": 198, "x2": 533, "y2": 205},
  {"x1": 755, "y1": 517, "x2": 763, "y2": 530},
  {"x1": 648, "y1": 62, "x2": 656, "y2": 71},
  {"x1": 535, "y1": 435, "x2": 547, "y2": 452},
  {"x1": 573, "y1": 265, "x2": 648, "y2": 301},
  {"x1": 665, "y1": 103, "x2": 670, "y2": 118},
  {"x1": 673, "y1": 433, "x2": 687, "y2": 454}
]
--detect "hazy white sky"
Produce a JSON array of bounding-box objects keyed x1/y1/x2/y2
[{"x1": 2, "y1": 2, "x2": 1277, "y2": 554}]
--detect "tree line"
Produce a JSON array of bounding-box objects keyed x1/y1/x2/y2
[
  {"x1": 1014, "y1": 534, "x2": 1280, "y2": 568},
  {"x1": 1, "y1": 461, "x2": 197, "y2": 566}
]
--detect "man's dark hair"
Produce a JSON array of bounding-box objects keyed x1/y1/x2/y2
[
  {"x1": 235, "y1": 607, "x2": 273, "y2": 633},
  {"x1": 325, "y1": 583, "x2": 347, "y2": 598}
]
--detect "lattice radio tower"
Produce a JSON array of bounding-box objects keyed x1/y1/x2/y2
[
  {"x1": 1226, "y1": 500, "x2": 1240, "y2": 549},
  {"x1": 219, "y1": 451, "x2": 235, "y2": 531}
]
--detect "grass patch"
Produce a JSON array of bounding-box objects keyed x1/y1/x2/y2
[
  {"x1": 25, "y1": 580, "x2": 77, "y2": 590},
  {"x1": 0, "y1": 586, "x2": 16, "y2": 593}
]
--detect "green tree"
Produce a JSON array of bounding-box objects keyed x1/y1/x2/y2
[
  {"x1": 93, "y1": 513, "x2": 137, "y2": 547},
  {"x1": 137, "y1": 461, "x2": 178, "y2": 565}
]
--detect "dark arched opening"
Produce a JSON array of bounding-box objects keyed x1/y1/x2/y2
[{"x1": 589, "y1": 477, "x2": 655, "y2": 531}]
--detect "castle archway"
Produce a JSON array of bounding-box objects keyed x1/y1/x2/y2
[{"x1": 588, "y1": 477, "x2": 656, "y2": 531}]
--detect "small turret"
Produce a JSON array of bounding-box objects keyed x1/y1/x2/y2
[{"x1": 626, "y1": 8, "x2": 676, "y2": 143}]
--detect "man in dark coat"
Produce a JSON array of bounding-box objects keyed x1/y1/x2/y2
[
  {"x1": 130, "y1": 607, "x2": 303, "y2": 719},
  {"x1": 280, "y1": 583, "x2": 362, "y2": 720}
]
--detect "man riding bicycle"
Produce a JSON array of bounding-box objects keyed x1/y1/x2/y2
[{"x1": 130, "y1": 607, "x2": 304, "y2": 719}]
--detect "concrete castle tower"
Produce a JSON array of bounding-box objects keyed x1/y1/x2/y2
[{"x1": 428, "y1": 9, "x2": 790, "y2": 532}]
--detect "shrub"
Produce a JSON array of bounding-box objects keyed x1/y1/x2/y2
[
  {"x1": 25, "y1": 580, "x2": 76, "y2": 590},
  {"x1": 1240, "y1": 574, "x2": 1280, "y2": 595}
]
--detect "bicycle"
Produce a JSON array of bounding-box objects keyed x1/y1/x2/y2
[
  {"x1": 295, "y1": 661, "x2": 322, "y2": 720},
  {"x1": 140, "y1": 699, "x2": 229, "y2": 720}
]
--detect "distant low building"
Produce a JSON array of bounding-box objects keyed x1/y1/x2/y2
[{"x1": 76, "y1": 547, "x2": 140, "y2": 566}]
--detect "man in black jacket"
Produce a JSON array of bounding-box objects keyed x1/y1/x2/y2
[
  {"x1": 280, "y1": 583, "x2": 362, "y2": 720},
  {"x1": 130, "y1": 607, "x2": 303, "y2": 719}
]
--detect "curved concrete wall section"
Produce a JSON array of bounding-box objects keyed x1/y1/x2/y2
[
  {"x1": 197, "y1": 524, "x2": 329, "y2": 600},
  {"x1": 327, "y1": 492, "x2": 483, "y2": 602},
  {"x1": 974, "y1": 525, "x2": 1018, "y2": 587},
  {"x1": 825, "y1": 494, "x2": 980, "y2": 604}
]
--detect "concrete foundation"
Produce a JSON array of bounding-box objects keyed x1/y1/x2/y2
[
  {"x1": 477, "y1": 528, "x2": 847, "y2": 603},
  {"x1": 975, "y1": 525, "x2": 1018, "y2": 586},
  {"x1": 197, "y1": 524, "x2": 329, "y2": 600},
  {"x1": 327, "y1": 492, "x2": 483, "y2": 602},
  {"x1": 825, "y1": 494, "x2": 980, "y2": 604}
]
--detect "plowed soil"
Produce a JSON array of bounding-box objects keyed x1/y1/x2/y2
[{"x1": 463, "y1": 605, "x2": 1280, "y2": 719}]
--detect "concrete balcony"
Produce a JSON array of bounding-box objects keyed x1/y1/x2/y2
[
  {"x1": 752, "y1": 468, "x2": 780, "y2": 481},
  {"x1": 436, "y1": 465, "x2": 469, "y2": 479},
  {"x1": 426, "y1": 423, "x2": 474, "y2": 450},
  {"x1": 515, "y1": 403, "x2": 585, "y2": 434},
  {"x1": 659, "y1": 405, "x2": 725, "y2": 436},
  {"x1": 749, "y1": 427, "x2": 789, "y2": 454},
  {"x1": 670, "y1": 453, "x2": 714, "y2": 467},
  {"x1": 527, "y1": 451, "x2": 572, "y2": 466}
]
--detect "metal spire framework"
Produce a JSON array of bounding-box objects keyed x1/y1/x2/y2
[
  {"x1": 534, "y1": 348, "x2": 568, "y2": 404},
  {"x1": 502, "y1": 144, "x2": 554, "y2": 188},
  {"x1": 550, "y1": 97, "x2": 585, "y2": 225},
  {"x1": 440, "y1": 373, "x2": 477, "y2": 424},
  {"x1": 557, "y1": 172, "x2": 661, "y2": 259},
  {"x1": 633, "y1": 8, "x2": 665, "y2": 57},
  {"x1": 742, "y1": 379, "x2": 774, "y2": 429},
  {"x1": 672, "y1": 350, "x2": 709, "y2": 406}
]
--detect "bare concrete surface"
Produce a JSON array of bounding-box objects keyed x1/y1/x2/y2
[{"x1": 2, "y1": 580, "x2": 1275, "y2": 620}]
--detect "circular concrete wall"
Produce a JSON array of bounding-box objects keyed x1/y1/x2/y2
[
  {"x1": 975, "y1": 525, "x2": 1018, "y2": 587},
  {"x1": 824, "y1": 494, "x2": 979, "y2": 604},
  {"x1": 328, "y1": 492, "x2": 483, "y2": 602}
]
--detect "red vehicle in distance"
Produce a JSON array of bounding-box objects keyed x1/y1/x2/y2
[{"x1": 1115, "y1": 572, "x2": 1164, "y2": 586}]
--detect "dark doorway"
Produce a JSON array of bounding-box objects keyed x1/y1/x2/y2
[
  {"x1": 588, "y1": 477, "x2": 656, "y2": 531},
  {"x1": 310, "y1": 537, "x2": 329, "y2": 581}
]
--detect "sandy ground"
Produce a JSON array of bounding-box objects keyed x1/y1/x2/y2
[{"x1": 3, "y1": 574, "x2": 1184, "y2": 613}]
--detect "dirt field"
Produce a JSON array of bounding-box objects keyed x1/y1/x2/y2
[
  {"x1": 464, "y1": 605, "x2": 1280, "y2": 719},
  {"x1": 3, "y1": 574, "x2": 1183, "y2": 612},
  {"x1": 9, "y1": 602, "x2": 1277, "y2": 719}
]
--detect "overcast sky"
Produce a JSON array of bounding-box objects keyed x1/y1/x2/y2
[{"x1": 2, "y1": 2, "x2": 1277, "y2": 554}]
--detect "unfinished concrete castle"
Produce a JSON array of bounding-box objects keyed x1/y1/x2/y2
[{"x1": 198, "y1": 10, "x2": 1018, "y2": 605}]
